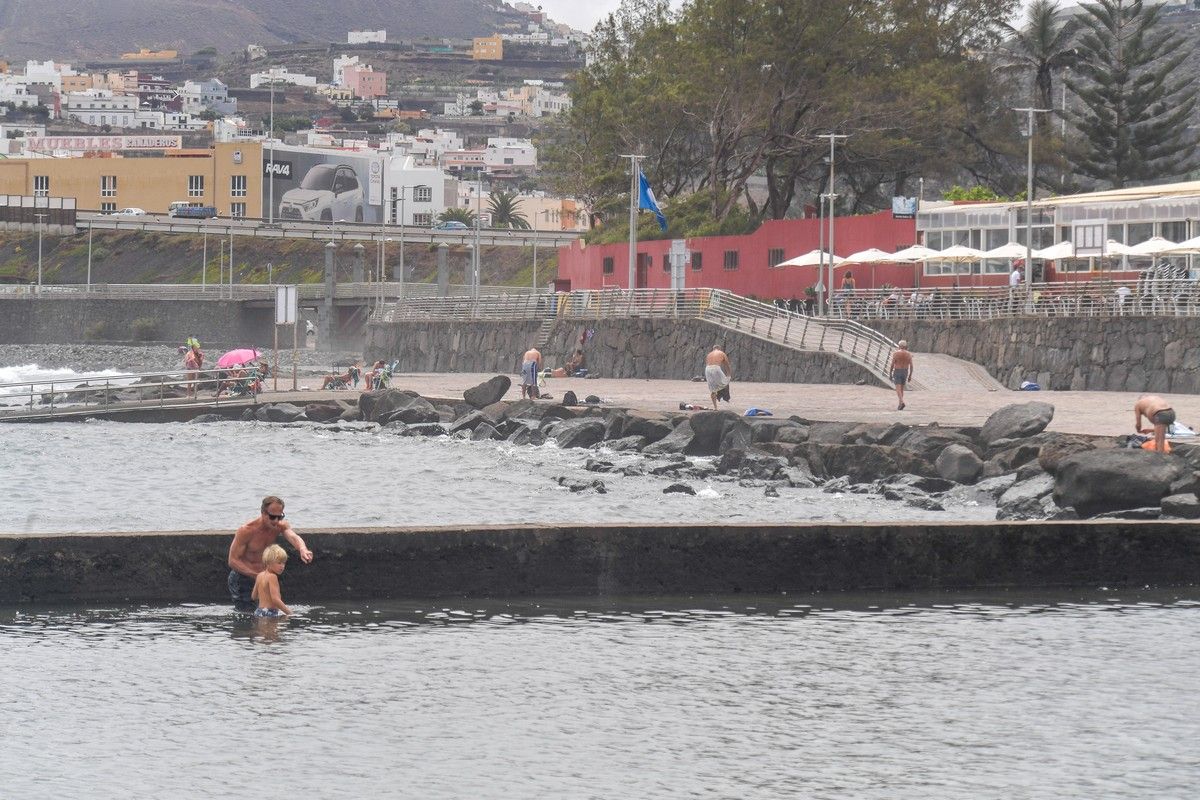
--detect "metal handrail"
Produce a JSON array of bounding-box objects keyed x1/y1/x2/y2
[
  {"x1": 0, "y1": 282, "x2": 541, "y2": 301},
  {"x1": 0, "y1": 365, "x2": 267, "y2": 421},
  {"x1": 378, "y1": 287, "x2": 899, "y2": 380}
]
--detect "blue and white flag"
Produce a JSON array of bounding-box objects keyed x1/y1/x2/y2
[{"x1": 638, "y1": 169, "x2": 668, "y2": 232}]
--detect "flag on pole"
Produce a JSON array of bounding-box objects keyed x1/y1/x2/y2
[{"x1": 638, "y1": 169, "x2": 668, "y2": 232}]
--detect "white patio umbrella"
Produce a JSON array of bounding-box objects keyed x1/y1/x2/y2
[
  {"x1": 1103, "y1": 239, "x2": 1133, "y2": 257},
  {"x1": 1033, "y1": 241, "x2": 1074, "y2": 260},
  {"x1": 841, "y1": 247, "x2": 902, "y2": 264},
  {"x1": 892, "y1": 244, "x2": 939, "y2": 261},
  {"x1": 982, "y1": 241, "x2": 1030, "y2": 260},
  {"x1": 1161, "y1": 234, "x2": 1200, "y2": 255},
  {"x1": 932, "y1": 244, "x2": 985, "y2": 262},
  {"x1": 1126, "y1": 236, "x2": 1179, "y2": 257},
  {"x1": 777, "y1": 249, "x2": 844, "y2": 267}
]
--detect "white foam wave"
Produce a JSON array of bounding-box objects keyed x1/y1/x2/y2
[{"x1": 0, "y1": 364, "x2": 134, "y2": 396}]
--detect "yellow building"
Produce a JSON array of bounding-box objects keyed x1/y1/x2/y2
[
  {"x1": 120, "y1": 48, "x2": 179, "y2": 61},
  {"x1": 60, "y1": 74, "x2": 96, "y2": 93},
  {"x1": 472, "y1": 35, "x2": 503, "y2": 61},
  {"x1": 0, "y1": 142, "x2": 263, "y2": 217}
]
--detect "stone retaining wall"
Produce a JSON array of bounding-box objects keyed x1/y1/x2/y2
[
  {"x1": 0, "y1": 298, "x2": 274, "y2": 346},
  {"x1": 2, "y1": 522, "x2": 1197, "y2": 604},
  {"x1": 367, "y1": 318, "x2": 885, "y2": 385},
  {"x1": 874, "y1": 317, "x2": 1200, "y2": 393}
]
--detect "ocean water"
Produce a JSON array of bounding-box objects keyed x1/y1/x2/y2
[{"x1": 0, "y1": 593, "x2": 1196, "y2": 799}]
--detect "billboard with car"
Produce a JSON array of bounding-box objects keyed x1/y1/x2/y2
[{"x1": 262, "y1": 145, "x2": 384, "y2": 224}]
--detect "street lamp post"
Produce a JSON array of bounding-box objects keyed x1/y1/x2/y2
[
  {"x1": 397, "y1": 186, "x2": 406, "y2": 302},
  {"x1": 473, "y1": 172, "x2": 483, "y2": 297},
  {"x1": 86, "y1": 222, "x2": 93, "y2": 291},
  {"x1": 817, "y1": 133, "x2": 848, "y2": 316},
  {"x1": 201, "y1": 218, "x2": 208, "y2": 290},
  {"x1": 33, "y1": 212, "x2": 48, "y2": 289},
  {"x1": 268, "y1": 80, "x2": 275, "y2": 226},
  {"x1": 228, "y1": 225, "x2": 234, "y2": 300},
  {"x1": 1015, "y1": 106, "x2": 1051, "y2": 312}
]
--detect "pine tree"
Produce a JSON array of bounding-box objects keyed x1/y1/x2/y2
[{"x1": 1067, "y1": 0, "x2": 1198, "y2": 188}]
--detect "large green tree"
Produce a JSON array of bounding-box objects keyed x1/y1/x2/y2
[{"x1": 1067, "y1": 0, "x2": 1198, "y2": 188}]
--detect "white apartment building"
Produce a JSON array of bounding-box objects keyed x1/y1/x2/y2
[
  {"x1": 484, "y1": 137, "x2": 537, "y2": 171},
  {"x1": 348, "y1": 30, "x2": 387, "y2": 44},
  {"x1": 63, "y1": 90, "x2": 138, "y2": 128},
  {"x1": 133, "y1": 109, "x2": 206, "y2": 131},
  {"x1": 249, "y1": 68, "x2": 318, "y2": 89},
  {"x1": 0, "y1": 79, "x2": 40, "y2": 110},
  {"x1": 21, "y1": 60, "x2": 74, "y2": 90},
  {"x1": 332, "y1": 55, "x2": 359, "y2": 86},
  {"x1": 180, "y1": 79, "x2": 237, "y2": 115},
  {"x1": 443, "y1": 83, "x2": 572, "y2": 118},
  {"x1": 386, "y1": 154, "x2": 449, "y2": 227},
  {"x1": 386, "y1": 128, "x2": 464, "y2": 165}
]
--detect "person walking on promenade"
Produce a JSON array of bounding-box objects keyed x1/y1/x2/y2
[
  {"x1": 521, "y1": 347, "x2": 542, "y2": 399},
  {"x1": 704, "y1": 345, "x2": 732, "y2": 410},
  {"x1": 227, "y1": 496, "x2": 313, "y2": 612},
  {"x1": 183, "y1": 338, "x2": 203, "y2": 398},
  {"x1": 889, "y1": 340, "x2": 914, "y2": 410},
  {"x1": 1134, "y1": 394, "x2": 1175, "y2": 453}
]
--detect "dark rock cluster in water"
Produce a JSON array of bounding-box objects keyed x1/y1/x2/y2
[{"x1": 199, "y1": 376, "x2": 1200, "y2": 523}]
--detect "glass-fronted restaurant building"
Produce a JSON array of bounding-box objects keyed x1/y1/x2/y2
[{"x1": 916, "y1": 180, "x2": 1200, "y2": 282}]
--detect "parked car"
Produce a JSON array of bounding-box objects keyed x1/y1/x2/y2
[
  {"x1": 433, "y1": 220, "x2": 469, "y2": 230},
  {"x1": 115, "y1": 207, "x2": 146, "y2": 216},
  {"x1": 278, "y1": 164, "x2": 364, "y2": 222}
]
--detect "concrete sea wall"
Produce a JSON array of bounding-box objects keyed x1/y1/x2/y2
[
  {"x1": 367, "y1": 318, "x2": 885, "y2": 385},
  {"x1": 2, "y1": 522, "x2": 1197, "y2": 604},
  {"x1": 874, "y1": 317, "x2": 1200, "y2": 393},
  {"x1": 0, "y1": 298, "x2": 275, "y2": 346}
]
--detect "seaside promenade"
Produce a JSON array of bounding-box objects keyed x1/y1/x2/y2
[{"x1": 282, "y1": 370, "x2": 1198, "y2": 439}]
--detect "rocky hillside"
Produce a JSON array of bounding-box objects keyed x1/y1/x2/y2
[{"x1": 0, "y1": 0, "x2": 527, "y2": 60}]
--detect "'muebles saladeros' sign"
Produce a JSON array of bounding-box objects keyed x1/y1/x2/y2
[{"x1": 26, "y1": 135, "x2": 183, "y2": 151}]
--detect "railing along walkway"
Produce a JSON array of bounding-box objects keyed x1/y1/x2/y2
[
  {"x1": 0, "y1": 366, "x2": 275, "y2": 422},
  {"x1": 379, "y1": 288, "x2": 899, "y2": 383}
]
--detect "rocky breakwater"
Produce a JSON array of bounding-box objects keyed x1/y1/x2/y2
[{"x1": 221, "y1": 380, "x2": 1200, "y2": 522}]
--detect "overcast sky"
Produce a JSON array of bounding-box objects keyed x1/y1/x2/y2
[{"x1": 539, "y1": 0, "x2": 1056, "y2": 32}]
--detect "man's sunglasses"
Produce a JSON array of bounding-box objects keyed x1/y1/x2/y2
[{"x1": 267, "y1": 512, "x2": 285, "y2": 521}]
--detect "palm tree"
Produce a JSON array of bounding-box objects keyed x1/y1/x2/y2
[
  {"x1": 997, "y1": 0, "x2": 1078, "y2": 130},
  {"x1": 487, "y1": 190, "x2": 531, "y2": 230},
  {"x1": 437, "y1": 208, "x2": 477, "y2": 226}
]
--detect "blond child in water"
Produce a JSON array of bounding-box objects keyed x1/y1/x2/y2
[{"x1": 251, "y1": 544, "x2": 292, "y2": 617}]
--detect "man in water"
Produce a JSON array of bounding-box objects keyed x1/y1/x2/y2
[
  {"x1": 1134, "y1": 394, "x2": 1175, "y2": 453},
  {"x1": 889, "y1": 340, "x2": 914, "y2": 410},
  {"x1": 521, "y1": 347, "x2": 542, "y2": 399},
  {"x1": 704, "y1": 346, "x2": 732, "y2": 410},
  {"x1": 227, "y1": 496, "x2": 313, "y2": 612}
]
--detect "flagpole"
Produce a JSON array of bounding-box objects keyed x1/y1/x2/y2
[{"x1": 623, "y1": 153, "x2": 642, "y2": 290}]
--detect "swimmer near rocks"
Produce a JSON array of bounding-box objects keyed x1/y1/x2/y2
[{"x1": 226, "y1": 495, "x2": 313, "y2": 613}]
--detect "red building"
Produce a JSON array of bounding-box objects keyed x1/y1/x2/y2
[{"x1": 556, "y1": 211, "x2": 919, "y2": 299}]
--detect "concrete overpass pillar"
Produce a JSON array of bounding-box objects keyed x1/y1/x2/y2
[
  {"x1": 321, "y1": 241, "x2": 337, "y2": 351},
  {"x1": 352, "y1": 243, "x2": 365, "y2": 283},
  {"x1": 437, "y1": 242, "x2": 449, "y2": 297}
]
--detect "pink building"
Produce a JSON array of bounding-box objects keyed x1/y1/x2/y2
[
  {"x1": 343, "y1": 66, "x2": 387, "y2": 100},
  {"x1": 556, "y1": 211, "x2": 919, "y2": 298}
]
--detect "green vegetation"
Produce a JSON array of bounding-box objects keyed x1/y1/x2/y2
[
  {"x1": 487, "y1": 191, "x2": 531, "y2": 230},
  {"x1": 1067, "y1": 0, "x2": 1197, "y2": 188},
  {"x1": 130, "y1": 317, "x2": 161, "y2": 341},
  {"x1": 438, "y1": 208, "x2": 478, "y2": 226},
  {"x1": 542, "y1": 0, "x2": 1199, "y2": 223}
]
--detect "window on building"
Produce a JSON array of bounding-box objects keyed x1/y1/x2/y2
[
  {"x1": 691, "y1": 252, "x2": 703, "y2": 271},
  {"x1": 1161, "y1": 220, "x2": 1189, "y2": 242},
  {"x1": 413, "y1": 213, "x2": 433, "y2": 226},
  {"x1": 230, "y1": 175, "x2": 247, "y2": 197},
  {"x1": 413, "y1": 185, "x2": 433, "y2": 203},
  {"x1": 723, "y1": 250, "x2": 739, "y2": 270},
  {"x1": 188, "y1": 175, "x2": 204, "y2": 197},
  {"x1": 100, "y1": 202, "x2": 116, "y2": 213},
  {"x1": 33, "y1": 176, "x2": 49, "y2": 197},
  {"x1": 101, "y1": 175, "x2": 117, "y2": 197},
  {"x1": 767, "y1": 248, "x2": 785, "y2": 268},
  {"x1": 230, "y1": 202, "x2": 246, "y2": 218},
  {"x1": 602, "y1": 257, "x2": 614, "y2": 275},
  {"x1": 662, "y1": 254, "x2": 671, "y2": 272}
]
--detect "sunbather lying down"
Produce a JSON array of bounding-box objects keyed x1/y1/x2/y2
[{"x1": 321, "y1": 364, "x2": 361, "y2": 389}]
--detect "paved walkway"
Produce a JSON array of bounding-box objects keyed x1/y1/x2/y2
[{"x1": 290, "y1": 371, "x2": 1198, "y2": 439}]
